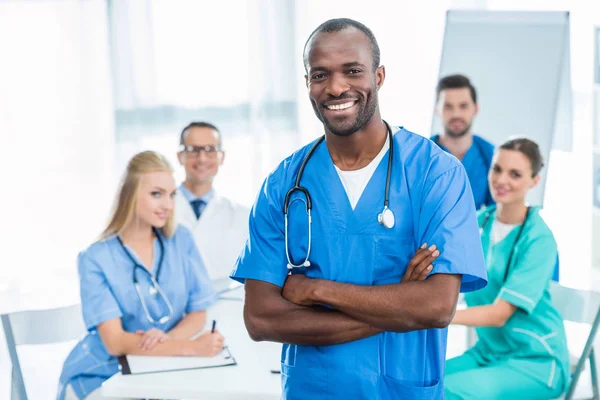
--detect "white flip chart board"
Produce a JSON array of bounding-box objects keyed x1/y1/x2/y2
[{"x1": 432, "y1": 10, "x2": 572, "y2": 206}]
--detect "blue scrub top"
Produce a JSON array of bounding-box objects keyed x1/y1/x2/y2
[
  {"x1": 57, "y1": 226, "x2": 217, "y2": 400},
  {"x1": 231, "y1": 127, "x2": 487, "y2": 400},
  {"x1": 431, "y1": 134, "x2": 495, "y2": 210}
]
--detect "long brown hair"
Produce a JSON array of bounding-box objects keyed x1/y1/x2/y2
[{"x1": 100, "y1": 151, "x2": 176, "y2": 240}]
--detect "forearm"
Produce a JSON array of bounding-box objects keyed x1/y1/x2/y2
[
  {"x1": 244, "y1": 279, "x2": 381, "y2": 346},
  {"x1": 106, "y1": 331, "x2": 199, "y2": 357},
  {"x1": 167, "y1": 311, "x2": 206, "y2": 340},
  {"x1": 452, "y1": 302, "x2": 515, "y2": 327},
  {"x1": 246, "y1": 302, "x2": 381, "y2": 346},
  {"x1": 311, "y1": 275, "x2": 461, "y2": 332}
]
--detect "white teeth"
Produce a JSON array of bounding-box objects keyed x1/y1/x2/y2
[{"x1": 326, "y1": 101, "x2": 354, "y2": 110}]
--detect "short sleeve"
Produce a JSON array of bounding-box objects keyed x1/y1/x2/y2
[
  {"x1": 498, "y1": 235, "x2": 557, "y2": 313},
  {"x1": 182, "y1": 229, "x2": 218, "y2": 313},
  {"x1": 78, "y1": 251, "x2": 123, "y2": 330},
  {"x1": 230, "y1": 175, "x2": 288, "y2": 287},
  {"x1": 419, "y1": 165, "x2": 487, "y2": 292}
]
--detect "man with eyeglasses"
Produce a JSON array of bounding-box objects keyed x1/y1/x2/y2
[{"x1": 175, "y1": 121, "x2": 250, "y2": 280}]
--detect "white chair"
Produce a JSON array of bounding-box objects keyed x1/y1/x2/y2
[
  {"x1": 212, "y1": 277, "x2": 243, "y2": 301},
  {"x1": 550, "y1": 282, "x2": 600, "y2": 400},
  {"x1": 1, "y1": 303, "x2": 86, "y2": 400}
]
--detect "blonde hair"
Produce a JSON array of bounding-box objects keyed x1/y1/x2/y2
[{"x1": 101, "y1": 151, "x2": 176, "y2": 240}]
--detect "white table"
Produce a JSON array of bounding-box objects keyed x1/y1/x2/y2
[{"x1": 101, "y1": 294, "x2": 281, "y2": 399}]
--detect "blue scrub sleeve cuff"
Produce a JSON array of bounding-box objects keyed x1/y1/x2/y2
[
  {"x1": 497, "y1": 288, "x2": 536, "y2": 314},
  {"x1": 230, "y1": 269, "x2": 286, "y2": 288},
  {"x1": 84, "y1": 308, "x2": 123, "y2": 331},
  {"x1": 431, "y1": 262, "x2": 487, "y2": 293},
  {"x1": 186, "y1": 292, "x2": 219, "y2": 313}
]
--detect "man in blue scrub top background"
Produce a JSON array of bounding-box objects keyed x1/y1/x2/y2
[
  {"x1": 231, "y1": 19, "x2": 487, "y2": 399},
  {"x1": 431, "y1": 74, "x2": 495, "y2": 210}
]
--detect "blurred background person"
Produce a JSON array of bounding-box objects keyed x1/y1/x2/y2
[
  {"x1": 58, "y1": 151, "x2": 224, "y2": 400},
  {"x1": 432, "y1": 74, "x2": 495, "y2": 210},
  {"x1": 444, "y1": 138, "x2": 569, "y2": 399},
  {"x1": 176, "y1": 122, "x2": 250, "y2": 281}
]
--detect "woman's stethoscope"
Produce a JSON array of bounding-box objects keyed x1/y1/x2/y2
[
  {"x1": 479, "y1": 206, "x2": 530, "y2": 282},
  {"x1": 116, "y1": 228, "x2": 174, "y2": 324},
  {"x1": 283, "y1": 120, "x2": 396, "y2": 270}
]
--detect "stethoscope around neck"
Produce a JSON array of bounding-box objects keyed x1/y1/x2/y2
[
  {"x1": 116, "y1": 227, "x2": 175, "y2": 325},
  {"x1": 283, "y1": 120, "x2": 396, "y2": 270},
  {"x1": 479, "y1": 206, "x2": 531, "y2": 282}
]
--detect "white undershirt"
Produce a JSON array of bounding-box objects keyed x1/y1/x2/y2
[
  {"x1": 334, "y1": 135, "x2": 390, "y2": 210},
  {"x1": 491, "y1": 220, "x2": 519, "y2": 245}
]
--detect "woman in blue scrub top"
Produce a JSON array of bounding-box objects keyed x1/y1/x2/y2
[
  {"x1": 445, "y1": 138, "x2": 569, "y2": 399},
  {"x1": 57, "y1": 151, "x2": 223, "y2": 400}
]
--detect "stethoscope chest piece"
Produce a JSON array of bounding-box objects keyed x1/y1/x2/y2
[
  {"x1": 287, "y1": 260, "x2": 311, "y2": 270},
  {"x1": 378, "y1": 207, "x2": 395, "y2": 229}
]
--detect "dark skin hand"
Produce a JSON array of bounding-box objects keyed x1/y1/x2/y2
[
  {"x1": 283, "y1": 243, "x2": 439, "y2": 308},
  {"x1": 244, "y1": 246, "x2": 440, "y2": 345},
  {"x1": 282, "y1": 246, "x2": 462, "y2": 332}
]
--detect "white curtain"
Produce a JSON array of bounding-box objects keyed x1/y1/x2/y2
[
  {"x1": 109, "y1": 0, "x2": 300, "y2": 207},
  {"x1": 0, "y1": 1, "x2": 115, "y2": 398},
  {"x1": 0, "y1": 0, "x2": 115, "y2": 303}
]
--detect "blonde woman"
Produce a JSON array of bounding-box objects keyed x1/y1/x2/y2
[{"x1": 57, "y1": 151, "x2": 224, "y2": 400}]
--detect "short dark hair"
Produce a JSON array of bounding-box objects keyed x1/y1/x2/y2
[
  {"x1": 303, "y1": 18, "x2": 381, "y2": 72},
  {"x1": 499, "y1": 137, "x2": 545, "y2": 177},
  {"x1": 436, "y1": 74, "x2": 477, "y2": 104},
  {"x1": 179, "y1": 121, "x2": 221, "y2": 146}
]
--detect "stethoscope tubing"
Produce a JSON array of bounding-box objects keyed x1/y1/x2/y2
[
  {"x1": 117, "y1": 228, "x2": 175, "y2": 324},
  {"x1": 283, "y1": 120, "x2": 395, "y2": 269}
]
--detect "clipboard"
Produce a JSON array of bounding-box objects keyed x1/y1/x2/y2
[{"x1": 118, "y1": 346, "x2": 237, "y2": 375}]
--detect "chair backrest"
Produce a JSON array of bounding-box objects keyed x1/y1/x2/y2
[
  {"x1": 1, "y1": 303, "x2": 86, "y2": 346},
  {"x1": 550, "y1": 282, "x2": 600, "y2": 399},
  {"x1": 1, "y1": 303, "x2": 86, "y2": 400},
  {"x1": 549, "y1": 281, "x2": 600, "y2": 324},
  {"x1": 212, "y1": 277, "x2": 242, "y2": 295}
]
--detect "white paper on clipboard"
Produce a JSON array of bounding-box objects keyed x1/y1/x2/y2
[{"x1": 118, "y1": 346, "x2": 236, "y2": 375}]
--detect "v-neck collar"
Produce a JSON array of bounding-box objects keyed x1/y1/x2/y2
[
  {"x1": 118, "y1": 236, "x2": 161, "y2": 275},
  {"x1": 306, "y1": 134, "x2": 391, "y2": 232},
  {"x1": 432, "y1": 134, "x2": 479, "y2": 166}
]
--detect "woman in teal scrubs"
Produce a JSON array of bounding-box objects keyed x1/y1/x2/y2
[{"x1": 445, "y1": 138, "x2": 569, "y2": 399}]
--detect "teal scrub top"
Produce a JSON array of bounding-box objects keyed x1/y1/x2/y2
[{"x1": 465, "y1": 205, "x2": 569, "y2": 391}]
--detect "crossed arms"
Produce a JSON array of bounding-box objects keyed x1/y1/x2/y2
[{"x1": 243, "y1": 246, "x2": 462, "y2": 346}]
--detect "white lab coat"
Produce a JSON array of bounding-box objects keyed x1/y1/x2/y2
[{"x1": 175, "y1": 190, "x2": 250, "y2": 280}]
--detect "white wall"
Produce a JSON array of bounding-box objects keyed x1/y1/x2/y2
[
  {"x1": 0, "y1": 0, "x2": 116, "y2": 307},
  {"x1": 485, "y1": 0, "x2": 600, "y2": 290}
]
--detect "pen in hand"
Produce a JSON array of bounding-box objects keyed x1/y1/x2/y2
[{"x1": 211, "y1": 320, "x2": 216, "y2": 334}]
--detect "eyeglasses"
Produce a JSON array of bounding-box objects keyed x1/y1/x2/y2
[{"x1": 179, "y1": 144, "x2": 222, "y2": 158}]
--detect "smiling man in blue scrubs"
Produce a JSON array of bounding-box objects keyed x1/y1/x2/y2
[
  {"x1": 231, "y1": 19, "x2": 487, "y2": 399},
  {"x1": 432, "y1": 75, "x2": 495, "y2": 210}
]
